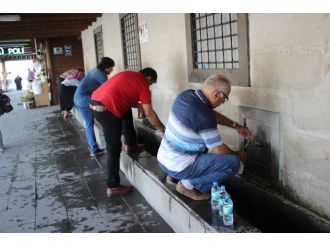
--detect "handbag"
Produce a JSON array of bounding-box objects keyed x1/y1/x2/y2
[{"x1": 0, "y1": 94, "x2": 13, "y2": 114}]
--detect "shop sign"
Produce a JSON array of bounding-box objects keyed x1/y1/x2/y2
[{"x1": 0, "y1": 45, "x2": 25, "y2": 55}]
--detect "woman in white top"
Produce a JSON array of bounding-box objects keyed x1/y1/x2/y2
[{"x1": 59, "y1": 69, "x2": 85, "y2": 119}]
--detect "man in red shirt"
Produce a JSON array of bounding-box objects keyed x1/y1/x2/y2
[{"x1": 90, "y1": 67, "x2": 165, "y2": 197}]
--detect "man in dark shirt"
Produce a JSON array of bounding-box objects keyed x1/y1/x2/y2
[{"x1": 14, "y1": 75, "x2": 22, "y2": 90}]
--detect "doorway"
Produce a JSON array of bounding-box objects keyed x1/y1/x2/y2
[{"x1": 0, "y1": 59, "x2": 33, "y2": 91}]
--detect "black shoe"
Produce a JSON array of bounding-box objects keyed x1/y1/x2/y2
[
  {"x1": 166, "y1": 175, "x2": 179, "y2": 186},
  {"x1": 90, "y1": 148, "x2": 105, "y2": 157}
]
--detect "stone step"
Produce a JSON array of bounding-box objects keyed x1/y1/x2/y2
[
  {"x1": 120, "y1": 150, "x2": 260, "y2": 233},
  {"x1": 73, "y1": 108, "x2": 257, "y2": 232},
  {"x1": 73, "y1": 109, "x2": 330, "y2": 233},
  {"x1": 133, "y1": 119, "x2": 330, "y2": 233}
]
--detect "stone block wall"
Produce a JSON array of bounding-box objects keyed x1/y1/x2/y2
[
  {"x1": 247, "y1": 14, "x2": 330, "y2": 219},
  {"x1": 80, "y1": 13, "x2": 330, "y2": 219}
]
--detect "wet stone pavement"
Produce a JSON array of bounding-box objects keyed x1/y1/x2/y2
[{"x1": 0, "y1": 91, "x2": 173, "y2": 233}]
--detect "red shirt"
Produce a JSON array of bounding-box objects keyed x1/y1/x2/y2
[{"x1": 91, "y1": 71, "x2": 151, "y2": 118}]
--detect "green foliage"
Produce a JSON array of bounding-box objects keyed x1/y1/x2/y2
[{"x1": 21, "y1": 92, "x2": 35, "y2": 102}]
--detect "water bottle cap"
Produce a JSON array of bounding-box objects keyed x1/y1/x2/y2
[
  {"x1": 220, "y1": 185, "x2": 225, "y2": 189},
  {"x1": 212, "y1": 181, "x2": 218, "y2": 186}
]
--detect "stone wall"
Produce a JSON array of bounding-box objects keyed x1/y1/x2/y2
[
  {"x1": 80, "y1": 13, "x2": 330, "y2": 219},
  {"x1": 81, "y1": 17, "x2": 102, "y2": 73},
  {"x1": 248, "y1": 14, "x2": 330, "y2": 219}
]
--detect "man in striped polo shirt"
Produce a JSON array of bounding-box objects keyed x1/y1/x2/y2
[{"x1": 157, "y1": 74, "x2": 252, "y2": 200}]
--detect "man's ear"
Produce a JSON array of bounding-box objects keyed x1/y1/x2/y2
[{"x1": 212, "y1": 90, "x2": 220, "y2": 99}]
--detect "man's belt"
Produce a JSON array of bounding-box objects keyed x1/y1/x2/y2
[{"x1": 89, "y1": 104, "x2": 108, "y2": 112}]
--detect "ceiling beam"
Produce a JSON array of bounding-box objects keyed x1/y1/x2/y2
[
  {"x1": 0, "y1": 30, "x2": 84, "y2": 39},
  {"x1": 10, "y1": 13, "x2": 101, "y2": 22},
  {"x1": 0, "y1": 18, "x2": 97, "y2": 28},
  {"x1": 0, "y1": 25, "x2": 91, "y2": 34},
  {"x1": 0, "y1": 13, "x2": 101, "y2": 40}
]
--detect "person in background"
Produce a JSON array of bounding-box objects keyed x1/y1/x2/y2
[
  {"x1": 90, "y1": 67, "x2": 165, "y2": 197},
  {"x1": 74, "y1": 57, "x2": 115, "y2": 157},
  {"x1": 27, "y1": 68, "x2": 34, "y2": 82},
  {"x1": 14, "y1": 75, "x2": 22, "y2": 90},
  {"x1": 59, "y1": 68, "x2": 79, "y2": 83},
  {"x1": 59, "y1": 69, "x2": 85, "y2": 119},
  {"x1": 0, "y1": 89, "x2": 6, "y2": 152},
  {"x1": 2, "y1": 72, "x2": 9, "y2": 92},
  {"x1": 157, "y1": 74, "x2": 252, "y2": 200}
]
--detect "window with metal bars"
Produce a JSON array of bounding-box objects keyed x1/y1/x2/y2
[
  {"x1": 189, "y1": 13, "x2": 249, "y2": 86},
  {"x1": 121, "y1": 13, "x2": 141, "y2": 70},
  {"x1": 94, "y1": 26, "x2": 104, "y2": 64}
]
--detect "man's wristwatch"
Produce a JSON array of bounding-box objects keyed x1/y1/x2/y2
[{"x1": 232, "y1": 122, "x2": 238, "y2": 128}]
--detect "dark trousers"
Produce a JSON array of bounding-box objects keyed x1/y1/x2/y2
[
  {"x1": 59, "y1": 84, "x2": 77, "y2": 111},
  {"x1": 15, "y1": 82, "x2": 22, "y2": 90},
  {"x1": 92, "y1": 108, "x2": 137, "y2": 188}
]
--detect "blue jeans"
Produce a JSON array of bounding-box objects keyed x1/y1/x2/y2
[
  {"x1": 159, "y1": 153, "x2": 240, "y2": 193},
  {"x1": 75, "y1": 105, "x2": 98, "y2": 153}
]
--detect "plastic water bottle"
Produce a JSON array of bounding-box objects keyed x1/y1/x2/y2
[
  {"x1": 211, "y1": 182, "x2": 221, "y2": 210},
  {"x1": 218, "y1": 185, "x2": 228, "y2": 216},
  {"x1": 223, "y1": 195, "x2": 234, "y2": 226},
  {"x1": 211, "y1": 209, "x2": 222, "y2": 230}
]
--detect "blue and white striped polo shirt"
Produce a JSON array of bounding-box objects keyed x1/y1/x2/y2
[{"x1": 157, "y1": 89, "x2": 223, "y2": 172}]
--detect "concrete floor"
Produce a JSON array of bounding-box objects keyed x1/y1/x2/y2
[{"x1": 0, "y1": 91, "x2": 173, "y2": 233}]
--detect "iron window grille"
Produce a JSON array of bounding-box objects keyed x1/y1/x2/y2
[
  {"x1": 94, "y1": 26, "x2": 104, "y2": 64},
  {"x1": 121, "y1": 13, "x2": 141, "y2": 70},
  {"x1": 189, "y1": 13, "x2": 249, "y2": 86}
]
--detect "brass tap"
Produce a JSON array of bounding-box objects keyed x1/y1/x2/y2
[{"x1": 244, "y1": 138, "x2": 262, "y2": 149}]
